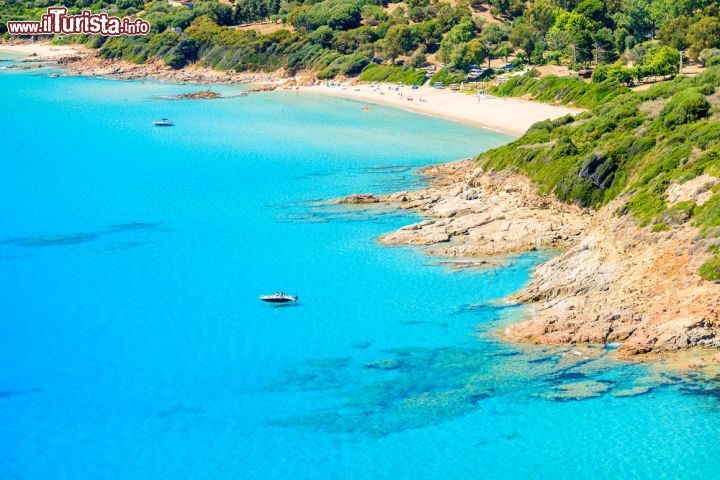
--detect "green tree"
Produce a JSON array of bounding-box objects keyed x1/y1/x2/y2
[
  {"x1": 407, "y1": 46, "x2": 428, "y2": 68},
  {"x1": 328, "y1": 4, "x2": 362, "y2": 30},
  {"x1": 509, "y1": 21, "x2": 539, "y2": 57},
  {"x1": 687, "y1": 16, "x2": 720, "y2": 60},
  {"x1": 548, "y1": 11, "x2": 593, "y2": 64},
  {"x1": 495, "y1": 44, "x2": 513, "y2": 63},
  {"x1": 309, "y1": 25, "x2": 334, "y2": 47},
  {"x1": 526, "y1": 0, "x2": 557, "y2": 33},
  {"x1": 382, "y1": 24, "x2": 415, "y2": 63},
  {"x1": 593, "y1": 27, "x2": 616, "y2": 64},
  {"x1": 360, "y1": 4, "x2": 388, "y2": 26},
  {"x1": 480, "y1": 23, "x2": 505, "y2": 67},
  {"x1": 574, "y1": 0, "x2": 608, "y2": 27},
  {"x1": 438, "y1": 17, "x2": 475, "y2": 63},
  {"x1": 412, "y1": 20, "x2": 443, "y2": 48},
  {"x1": 467, "y1": 37, "x2": 489, "y2": 66},
  {"x1": 642, "y1": 45, "x2": 680, "y2": 77},
  {"x1": 332, "y1": 26, "x2": 377, "y2": 54},
  {"x1": 197, "y1": 2, "x2": 233, "y2": 26},
  {"x1": 615, "y1": 0, "x2": 653, "y2": 41},
  {"x1": 656, "y1": 16, "x2": 691, "y2": 51}
]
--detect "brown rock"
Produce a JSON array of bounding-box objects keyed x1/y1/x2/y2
[{"x1": 335, "y1": 193, "x2": 380, "y2": 204}]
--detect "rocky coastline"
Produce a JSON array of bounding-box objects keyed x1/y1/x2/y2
[
  {"x1": 8, "y1": 43, "x2": 719, "y2": 369},
  {"x1": 337, "y1": 159, "x2": 720, "y2": 369},
  {"x1": 57, "y1": 54, "x2": 285, "y2": 84}
]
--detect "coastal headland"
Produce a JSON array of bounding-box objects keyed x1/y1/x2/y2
[
  {"x1": 337, "y1": 159, "x2": 720, "y2": 368},
  {"x1": 5, "y1": 41, "x2": 720, "y2": 370}
]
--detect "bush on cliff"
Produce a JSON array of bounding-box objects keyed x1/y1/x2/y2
[
  {"x1": 490, "y1": 74, "x2": 627, "y2": 108},
  {"x1": 699, "y1": 255, "x2": 720, "y2": 282},
  {"x1": 317, "y1": 53, "x2": 370, "y2": 78},
  {"x1": 480, "y1": 68, "x2": 720, "y2": 213},
  {"x1": 358, "y1": 64, "x2": 426, "y2": 85},
  {"x1": 693, "y1": 194, "x2": 720, "y2": 230},
  {"x1": 660, "y1": 88, "x2": 712, "y2": 129},
  {"x1": 477, "y1": 67, "x2": 720, "y2": 278}
]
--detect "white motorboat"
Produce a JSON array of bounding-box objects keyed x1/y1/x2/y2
[{"x1": 260, "y1": 293, "x2": 298, "y2": 303}]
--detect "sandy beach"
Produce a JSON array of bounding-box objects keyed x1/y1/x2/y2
[
  {"x1": 0, "y1": 42, "x2": 86, "y2": 58},
  {"x1": 1, "y1": 41, "x2": 581, "y2": 135},
  {"x1": 299, "y1": 83, "x2": 583, "y2": 136}
]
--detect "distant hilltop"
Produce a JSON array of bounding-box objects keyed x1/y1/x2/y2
[{"x1": 4, "y1": 0, "x2": 719, "y2": 87}]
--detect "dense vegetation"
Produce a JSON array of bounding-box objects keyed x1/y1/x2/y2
[
  {"x1": 478, "y1": 67, "x2": 720, "y2": 280},
  {"x1": 5, "y1": 0, "x2": 720, "y2": 83},
  {"x1": 490, "y1": 72, "x2": 627, "y2": 107},
  {"x1": 4, "y1": 0, "x2": 720, "y2": 279},
  {"x1": 357, "y1": 63, "x2": 426, "y2": 83}
]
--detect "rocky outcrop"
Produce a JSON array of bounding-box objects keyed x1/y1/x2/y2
[
  {"x1": 377, "y1": 160, "x2": 591, "y2": 256},
  {"x1": 335, "y1": 193, "x2": 380, "y2": 204},
  {"x1": 505, "y1": 197, "x2": 720, "y2": 357},
  {"x1": 173, "y1": 89, "x2": 221, "y2": 100},
  {"x1": 59, "y1": 55, "x2": 281, "y2": 84},
  {"x1": 372, "y1": 159, "x2": 720, "y2": 360},
  {"x1": 247, "y1": 84, "x2": 278, "y2": 92},
  {"x1": 666, "y1": 174, "x2": 719, "y2": 206}
]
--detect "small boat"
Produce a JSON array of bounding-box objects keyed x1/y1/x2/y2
[
  {"x1": 49, "y1": 73, "x2": 60, "y2": 78},
  {"x1": 152, "y1": 118, "x2": 174, "y2": 127},
  {"x1": 260, "y1": 293, "x2": 298, "y2": 303}
]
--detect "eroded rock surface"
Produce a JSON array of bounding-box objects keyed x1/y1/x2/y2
[
  {"x1": 378, "y1": 160, "x2": 591, "y2": 256},
  {"x1": 506, "y1": 198, "x2": 720, "y2": 357},
  {"x1": 367, "y1": 159, "x2": 720, "y2": 358}
]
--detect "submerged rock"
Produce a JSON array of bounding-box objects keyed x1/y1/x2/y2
[
  {"x1": 365, "y1": 358, "x2": 402, "y2": 370},
  {"x1": 611, "y1": 386, "x2": 652, "y2": 397},
  {"x1": 539, "y1": 380, "x2": 610, "y2": 401}
]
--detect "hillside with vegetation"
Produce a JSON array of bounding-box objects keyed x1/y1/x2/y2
[
  {"x1": 4, "y1": 0, "x2": 720, "y2": 86},
  {"x1": 479, "y1": 67, "x2": 720, "y2": 281}
]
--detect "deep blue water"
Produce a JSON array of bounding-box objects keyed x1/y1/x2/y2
[{"x1": 2, "y1": 60, "x2": 720, "y2": 480}]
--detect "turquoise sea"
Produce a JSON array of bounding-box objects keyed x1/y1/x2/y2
[{"x1": 2, "y1": 58, "x2": 720, "y2": 479}]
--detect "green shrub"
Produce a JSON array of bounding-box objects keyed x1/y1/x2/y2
[
  {"x1": 707, "y1": 56, "x2": 720, "y2": 67},
  {"x1": 658, "y1": 200, "x2": 696, "y2": 225},
  {"x1": 478, "y1": 66, "x2": 720, "y2": 219},
  {"x1": 429, "y1": 67, "x2": 466, "y2": 86},
  {"x1": 693, "y1": 194, "x2": 720, "y2": 228},
  {"x1": 660, "y1": 88, "x2": 711, "y2": 128},
  {"x1": 699, "y1": 48, "x2": 720, "y2": 66},
  {"x1": 490, "y1": 75, "x2": 627, "y2": 108},
  {"x1": 317, "y1": 54, "x2": 370, "y2": 78},
  {"x1": 652, "y1": 222, "x2": 670, "y2": 232},
  {"x1": 699, "y1": 255, "x2": 720, "y2": 282},
  {"x1": 357, "y1": 64, "x2": 426, "y2": 84}
]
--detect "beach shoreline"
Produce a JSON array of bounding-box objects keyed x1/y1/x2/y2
[
  {"x1": 0, "y1": 42, "x2": 88, "y2": 58},
  {"x1": 297, "y1": 83, "x2": 582, "y2": 136},
  {"x1": 11, "y1": 41, "x2": 718, "y2": 371},
  {"x1": 0, "y1": 41, "x2": 581, "y2": 136}
]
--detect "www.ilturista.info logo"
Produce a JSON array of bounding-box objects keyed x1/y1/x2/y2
[{"x1": 7, "y1": 7, "x2": 150, "y2": 36}]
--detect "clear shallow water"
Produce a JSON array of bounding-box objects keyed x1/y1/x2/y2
[{"x1": 1, "y1": 66, "x2": 720, "y2": 480}]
